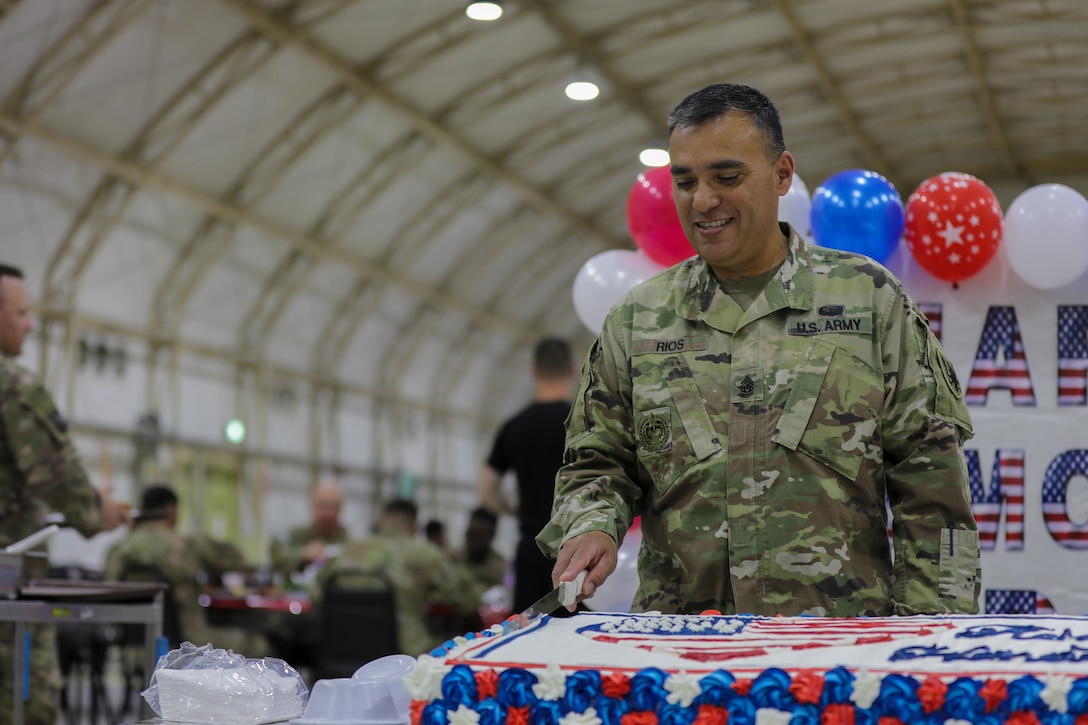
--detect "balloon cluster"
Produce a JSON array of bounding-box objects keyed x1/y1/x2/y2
[{"x1": 572, "y1": 164, "x2": 1088, "y2": 333}]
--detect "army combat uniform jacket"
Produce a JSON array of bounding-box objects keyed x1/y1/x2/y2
[
  {"x1": 313, "y1": 524, "x2": 484, "y2": 656},
  {"x1": 0, "y1": 356, "x2": 102, "y2": 547},
  {"x1": 538, "y1": 226, "x2": 981, "y2": 617}
]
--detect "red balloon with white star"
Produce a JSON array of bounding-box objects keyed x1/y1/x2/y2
[{"x1": 903, "y1": 172, "x2": 1003, "y2": 284}]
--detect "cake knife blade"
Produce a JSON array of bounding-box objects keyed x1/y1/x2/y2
[{"x1": 505, "y1": 570, "x2": 587, "y2": 633}]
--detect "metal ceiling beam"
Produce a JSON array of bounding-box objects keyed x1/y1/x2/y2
[
  {"x1": 0, "y1": 0, "x2": 152, "y2": 166},
  {"x1": 218, "y1": 0, "x2": 622, "y2": 251},
  {"x1": 947, "y1": 0, "x2": 1019, "y2": 179},
  {"x1": 241, "y1": 131, "x2": 438, "y2": 362},
  {"x1": 0, "y1": 113, "x2": 543, "y2": 382},
  {"x1": 32, "y1": 305, "x2": 492, "y2": 426},
  {"x1": 42, "y1": 28, "x2": 280, "y2": 312},
  {"x1": 522, "y1": 0, "x2": 663, "y2": 129},
  {"x1": 769, "y1": 0, "x2": 897, "y2": 185}
]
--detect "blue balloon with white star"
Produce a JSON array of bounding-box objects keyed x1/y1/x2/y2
[{"x1": 810, "y1": 169, "x2": 905, "y2": 263}]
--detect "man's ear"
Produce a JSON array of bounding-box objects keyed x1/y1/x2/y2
[{"x1": 775, "y1": 151, "x2": 796, "y2": 197}]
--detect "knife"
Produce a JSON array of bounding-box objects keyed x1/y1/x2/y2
[{"x1": 503, "y1": 570, "x2": 587, "y2": 633}]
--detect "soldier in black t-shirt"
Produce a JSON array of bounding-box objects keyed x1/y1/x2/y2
[{"x1": 477, "y1": 337, "x2": 575, "y2": 612}]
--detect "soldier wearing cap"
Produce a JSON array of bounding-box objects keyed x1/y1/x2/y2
[
  {"x1": 540, "y1": 84, "x2": 980, "y2": 618},
  {"x1": 0, "y1": 263, "x2": 130, "y2": 724}
]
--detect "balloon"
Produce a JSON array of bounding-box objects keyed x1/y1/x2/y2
[
  {"x1": 626, "y1": 167, "x2": 695, "y2": 267},
  {"x1": 903, "y1": 172, "x2": 1003, "y2": 284},
  {"x1": 571, "y1": 250, "x2": 665, "y2": 333},
  {"x1": 1003, "y1": 183, "x2": 1088, "y2": 290},
  {"x1": 586, "y1": 518, "x2": 641, "y2": 613},
  {"x1": 810, "y1": 169, "x2": 904, "y2": 263},
  {"x1": 779, "y1": 172, "x2": 812, "y2": 238}
]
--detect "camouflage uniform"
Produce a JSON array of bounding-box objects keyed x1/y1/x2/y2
[
  {"x1": 269, "y1": 523, "x2": 348, "y2": 576},
  {"x1": 313, "y1": 523, "x2": 483, "y2": 656},
  {"x1": 0, "y1": 356, "x2": 106, "y2": 725},
  {"x1": 105, "y1": 522, "x2": 269, "y2": 656},
  {"x1": 450, "y1": 547, "x2": 508, "y2": 591},
  {"x1": 538, "y1": 226, "x2": 980, "y2": 617}
]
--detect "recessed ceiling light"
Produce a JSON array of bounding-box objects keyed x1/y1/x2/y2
[
  {"x1": 639, "y1": 148, "x2": 670, "y2": 167},
  {"x1": 565, "y1": 81, "x2": 600, "y2": 101},
  {"x1": 466, "y1": 2, "x2": 503, "y2": 21}
]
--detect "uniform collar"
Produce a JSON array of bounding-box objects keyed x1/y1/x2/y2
[{"x1": 675, "y1": 223, "x2": 815, "y2": 327}]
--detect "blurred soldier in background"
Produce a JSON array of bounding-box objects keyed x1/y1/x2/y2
[
  {"x1": 0, "y1": 263, "x2": 130, "y2": 725},
  {"x1": 423, "y1": 518, "x2": 447, "y2": 551},
  {"x1": 451, "y1": 507, "x2": 507, "y2": 591},
  {"x1": 314, "y1": 498, "x2": 482, "y2": 656},
  {"x1": 106, "y1": 484, "x2": 268, "y2": 656},
  {"x1": 269, "y1": 477, "x2": 348, "y2": 579}
]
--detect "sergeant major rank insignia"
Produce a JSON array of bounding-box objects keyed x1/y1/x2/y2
[{"x1": 636, "y1": 407, "x2": 672, "y2": 454}]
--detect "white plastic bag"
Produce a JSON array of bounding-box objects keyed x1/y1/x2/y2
[{"x1": 143, "y1": 641, "x2": 309, "y2": 725}]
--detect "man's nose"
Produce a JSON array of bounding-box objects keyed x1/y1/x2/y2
[{"x1": 692, "y1": 184, "x2": 721, "y2": 213}]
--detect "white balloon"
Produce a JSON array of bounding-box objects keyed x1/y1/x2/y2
[
  {"x1": 1004, "y1": 183, "x2": 1088, "y2": 290},
  {"x1": 571, "y1": 250, "x2": 665, "y2": 334},
  {"x1": 586, "y1": 522, "x2": 642, "y2": 613},
  {"x1": 779, "y1": 172, "x2": 812, "y2": 238}
]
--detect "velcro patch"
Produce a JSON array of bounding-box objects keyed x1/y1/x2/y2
[
  {"x1": 635, "y1": 407, "x2": 672, "y2": 454},
  {"x1": 787, "y1": 317, "x2": 872, "y2": 336},
  {"x1": 632, "y1": 337, "x2": 710, "y2": 355}
]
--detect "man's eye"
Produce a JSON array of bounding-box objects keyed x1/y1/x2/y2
[
  {"x1": 674, "y1": 179, "x2": 694, "y2": 190},
  {"x1": 719, "y1": 175, "x2": 740, "y2": 184}
]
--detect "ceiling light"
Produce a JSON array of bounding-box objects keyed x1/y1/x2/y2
[
  {"x1": 639, "y1": 148, "x2": 670, "y2": 167},
  {"x1": 224, "y1": 418, "x2": 246, "y2": 445},
  {"x1": 565, "y1": 80, "x2": 599, "y2": 101},
  {"x1": 466, "y1": 1, "x2": 503, "y2": 21}
]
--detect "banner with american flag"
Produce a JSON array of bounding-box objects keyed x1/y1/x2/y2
[
  {"x1": 965, "y1": 306, "x2": 1037, "y2": 406},
  {"x1": 886, "y1": 250, "x2": 1088, "y2": 616}
]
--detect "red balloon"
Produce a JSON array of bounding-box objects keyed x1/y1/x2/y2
[
  {"x1": 626, "y1": 167, "x2": 695, "y2": 267},
  {"x1": 903, "y1": 172, "x2": 1003, "y2": 284}
]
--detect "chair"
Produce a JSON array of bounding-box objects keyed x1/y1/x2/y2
[{"x1": 316, "y1": 569, "x2": 399, "y2": 680}]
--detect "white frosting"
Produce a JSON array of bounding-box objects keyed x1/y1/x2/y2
[
  {"x1": 664, "y1": 671, "x2": 701, "y2": 707},
  {"x1": 402, "y1": 654, "x2": 445, "y2": 700},
  {"x1": 436, "y1": 613, "x2": 1088, "y2": 678},
  {"x1": 754, "y1": 708, "x2": 792, "y2": 725},
  {"x1": 446, "y1": 704, "x2": 480, "y2": 725},
  {"x1": 1041, "y1": 673, "x2": 1074, "y2": 714},
  {"x1": 531, "y1": 664, "x2": 566, "y2": 701},
  {"x1": 559, "y1": 707, "x2": 602, "y2": 725},
  {"x1": 849, "y1": 670, "x2": 882, "y2": 709}
]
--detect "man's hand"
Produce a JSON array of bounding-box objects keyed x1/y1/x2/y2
[
  {"x1": 302, "y1": 540, "x2": 327, "y2": 564},
  {"x1": 98, "y1": 486, "x2": 131, "y2": 531},
  {"x1": 552, "y1": 531, "x2": 618, "y2": 611}
]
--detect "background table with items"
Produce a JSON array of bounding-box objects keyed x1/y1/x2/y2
[{"x1": 1, "y1": 579, "x2": 166, "y2": 725}]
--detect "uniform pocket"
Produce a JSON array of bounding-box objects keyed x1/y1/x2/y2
[
  {"x1": 938, "y1": 527, "x2": 980, "y2": 608},
  {"x1": 633, "y1": 354, "x2": 721, "y2": 493},
  {"x1": 772, "y1": 336, "x2": 882, "y2": 481}
]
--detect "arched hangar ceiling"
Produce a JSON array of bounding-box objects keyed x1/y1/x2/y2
[{"x1": 1, "y1": 0, "x2": 1086, "y2": 431}]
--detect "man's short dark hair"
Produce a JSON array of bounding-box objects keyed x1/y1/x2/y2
[
  {"x1": 0, "y1": 264, "x2": 23, "y2": 307},
  {"x1": 424, "y1": 519, "x2": 445, "y2": 538},
  {"x1": 533, "y1": 337, "x2": 572, "y2": 380},
  {"x1": 666, "y1": 83, "x2": 786, "y2": 160},
  {"x1": 137, "y1": 484, "x2": 178, "y2": 520},
  {"x1": 469, "y1": 506, "x2": 498, "y2": 529},
  {"x1": 384, "y1": 497, "x2": 419, "y2": 523}
]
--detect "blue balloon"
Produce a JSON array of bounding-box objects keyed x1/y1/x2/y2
[{"x1": 810, "y1": 169, "x2": 905, "y2": 262}]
